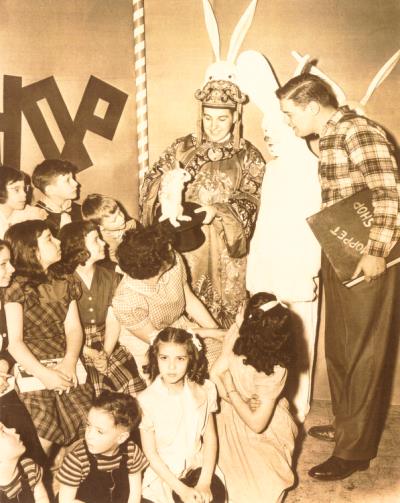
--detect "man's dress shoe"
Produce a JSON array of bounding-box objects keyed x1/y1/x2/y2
[
  {"x1": 308, "y1": 424, "x2": 335, "y2": 442},
  {"x1": 308, "y1": 456, "x2": 370, "y2": 481}
]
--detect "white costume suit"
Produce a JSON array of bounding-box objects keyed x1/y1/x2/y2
[{"x1": 246, "y1": 132, "x2": 321, "y2": 422}]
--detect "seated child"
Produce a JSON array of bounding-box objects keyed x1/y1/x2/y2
[
  {"x1": 138, "y1": 327, "x2": 226, "y2": 503},
  {"x1": 0, "y1": 239, "x2": 47, "y2": 468},
  {"x1": 57, "y1": 390, "x2": 148, "y2": 503},
  {"x1": 210, "y1": 292, "x2": 298, "y2": 503},
  {"x1": 0, "y1": 166, "x2": 46, "y2": 238},
  {"x1": 0, "y1": 422, "x2": 49, "y2": 503},
  {"x1": 32, "y1": 159, "x2": 82, "y2": 236},
  {"x1": 59, "y1": 221, "x2": 146, "y2": 397},
  {"x1": 4, "y1": 220, "x2": 93, "y2": 456},
  {"x1": 81, "y1": 194, "x2": 139, "y2": 264}
]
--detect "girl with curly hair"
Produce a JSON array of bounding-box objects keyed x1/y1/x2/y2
[
  {"x1": 138, "y1": 328, "x2": 225, "y2": 503},
  {"x1": 59, "y1": 221, "x2": 146, "y2": 397},
  {"x1": 210, "y1": 292, "x2": 298, "y2": 503}
]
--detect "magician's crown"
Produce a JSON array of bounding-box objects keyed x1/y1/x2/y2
[{"x1": 195, "y1": 80, "x2": 248, "y2": 108}]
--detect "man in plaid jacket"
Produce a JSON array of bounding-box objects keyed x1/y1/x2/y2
[{"x1": 276, "y1": 74, "x2": 400, "y2": 481}]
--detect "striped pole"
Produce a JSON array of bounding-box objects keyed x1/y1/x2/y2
[{"x1": 132, "y1": 0, "x2": 149, "y2": 187}]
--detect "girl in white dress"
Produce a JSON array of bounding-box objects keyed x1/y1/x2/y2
[
  {"x1": 138, "y1": 328, "x2": 225, "y2": 503},
  {"x1": 211, "y1": 292, "x2": 298, "y2": 503}
]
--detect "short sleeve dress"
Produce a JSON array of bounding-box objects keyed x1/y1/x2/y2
[
  {"x1": 138, "y1": 377, "x2": 219, "y2": 503},
  {"x1": 216, "y1": 356, "x2": 297, "y2": 503},
  {"x1": 75, "y1": 264, "x2": 146, "y2": 396},
  {"x1": 3, "y1": 274, "x2": 93, "y2": 446}
]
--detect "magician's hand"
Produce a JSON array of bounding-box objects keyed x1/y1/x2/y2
[{"x1": 194, "y1": 205, "x2": 217, "y2": 225}]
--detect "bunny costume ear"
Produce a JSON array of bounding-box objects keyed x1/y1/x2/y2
[
  {"x1": 291, "y1": 51, "x2": 348, "y2": 105},
  {"x1": 202, "y1": 0, "x2": 221, "y2": 63},
  {"x1": 226, "y1": 0, "x2": 258, "y2": 64},
  {"x1": 291, "y1": 51, "x2": 311, "y2": 77},
  {"x1": 360, "y1": 49, "x2": 400, "y2": 106},
  {"x1": 236, "y1": 50, "x2": 282, "y2": 125},
  {"x1": 291, "y1": 49, "x2": 400, "y2": 113},
  {"x1": 202, "y1": 0, "x2": 258, "y2": 83},
  {"x1": 237, "y1": 50, "x2": 320, "y2": 152}
]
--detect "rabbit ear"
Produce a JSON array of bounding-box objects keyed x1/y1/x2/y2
[
  {"x1": 202, "y1": 0, "x2": 221, "y2": 62},
  {"x1": 236, "y1": 50, "x2": 281, "y2": 117},
  {"x1": 292, "y1": 51, "x2": 311, "y2": 77},
  {"x1": 226, "y1": 0, "x2": 258, "y2": 64},
  {"x1": 310, "y1": 67, "x2": 347, "y2": 106},
  {"x1": 360, "y1": 49, "x2": 400, "y2": 106},
  {"x1": 291, "y1": 51, "x2": 347, "y2": 105}
]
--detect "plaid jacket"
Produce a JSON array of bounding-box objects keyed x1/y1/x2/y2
[{"x1": 319, "y1": 106, "x2": 400, "y2": 257}]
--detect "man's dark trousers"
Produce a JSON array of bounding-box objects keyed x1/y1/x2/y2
[{"x1": 322, "y1": 254, "x2": 398, "y2": 461}]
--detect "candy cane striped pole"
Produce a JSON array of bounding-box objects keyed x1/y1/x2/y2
[{"x1": 132, "y1": 0, "x2": 149, "y2": 186}]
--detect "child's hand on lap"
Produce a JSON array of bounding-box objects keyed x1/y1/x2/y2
[
  {"x1": 178, "y1": 485, "x2": 202, "y2": 503},
  {"x1": 83, "y1": 346, "x2": 108, "y2": 373},
  {"x1": 194, "y1": 482, "x2": 212, "y2": 503},
  {"x1": 0, "y1": 372, "x2": 11, "y2": 394},
  {"x1": 55, "y1": 358, "x2": 78, "y2": 387},
  {"x1": 92, "y1": 351, "x2": 108, "y2": 374},
  {"x1": 83, "y1": 345, "x2": 98, "y2": 360},
  {"x1": 41, "y1": 367, "x2": 73, "y2": 394}
]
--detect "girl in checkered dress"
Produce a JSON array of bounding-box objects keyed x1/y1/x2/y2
[
  {"x1": 0, "y1": 240, "x2": 47, "y2": 468},
  {"x1": 3, "y1": 220, "x2": 93, "y2": 455},
  {"x1": 58, "y1": 221, "x2": 146, "y2": 397}
]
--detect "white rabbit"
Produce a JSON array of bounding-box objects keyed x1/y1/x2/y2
[
  {"x1": 201, "y1": 0, "x2": 258, "y2": 84},
  {"x1": 291, "y1": 49, "x2": 400, "y2": 115},
  {"x1": 237, "y1": 49, "x2": 322, "y2": 423},
  {"x1": 158, "y1": 163, "x2": 192, "y2": 228}
]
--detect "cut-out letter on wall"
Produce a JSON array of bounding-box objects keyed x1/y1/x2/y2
[
  {"x1": 0, "y1": 74, "x2": 129, "y2": 171},
  {"x1": 61, "y1": 76, "x2": 129, "y2": 170}
]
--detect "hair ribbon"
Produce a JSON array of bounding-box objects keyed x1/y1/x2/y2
[
  {"x1": 259, "y1": 300, "x2": 288, "y2": 312},
  {"x1": 186, "y1": 329, "x2": 203, "y2": 352}
]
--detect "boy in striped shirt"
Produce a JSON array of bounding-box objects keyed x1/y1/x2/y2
[{"x1": 57, "y1": 391, "x2": 147, "y2": 503}]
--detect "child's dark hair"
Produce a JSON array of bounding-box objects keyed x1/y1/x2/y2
[
  {"x1": 116, "y1": 224, "x2": 174, "y2": 280},
  {"x1": 233, "y1": 292, "x2": 295, "y2": 375},
  {"x1": 143, "y1": 327, "x2": 208, "y2": 384},
  {"x1": 0, "y1": 166, "x2": 27, "y2": 205},
  {"x1": 32, "y1": 159, "x2": 77, "y2": 194},
  {"x1": 91, "y1": 390, "x2": 141, "y2": 431},
  {"x1": 59, "y1": 220, "x2": 99, "y2": 274},
  {"x1": 4, "y1": 220, "x2": 55, "y2": 286}
]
